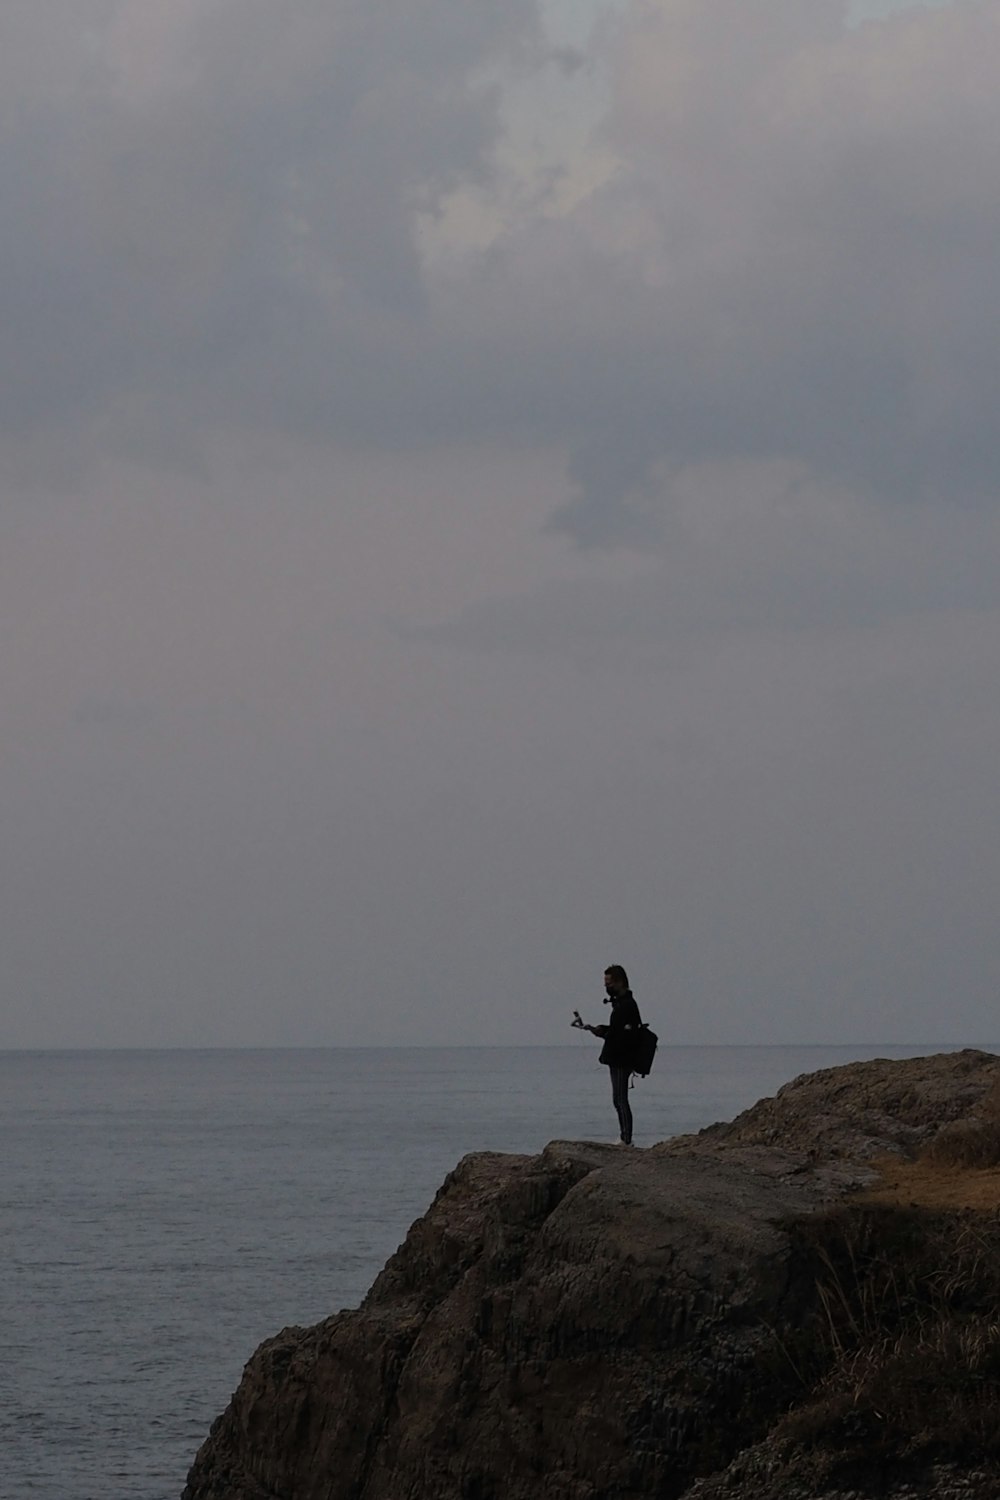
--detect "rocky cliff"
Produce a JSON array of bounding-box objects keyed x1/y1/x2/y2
[{"x1": 183, "y1": 1050, "x2": 1000, "y2": 1500}]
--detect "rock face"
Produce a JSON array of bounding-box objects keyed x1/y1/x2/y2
[{"x1": 183, "y1": 1050, "x2": 1000, "y2": 1500}]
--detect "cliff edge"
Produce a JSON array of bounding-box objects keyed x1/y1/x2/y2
[{"x1": 183, "y1": 1050, "x2": 1000, "y2": 1500}]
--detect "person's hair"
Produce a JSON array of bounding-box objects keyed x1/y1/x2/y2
[{"x1": 604, "y1": 964, "x2": 629, "y2": 989}]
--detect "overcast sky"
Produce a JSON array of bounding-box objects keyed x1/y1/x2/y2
[{"x1": 2, "y1": 0, "x2": 997, "y2": 1048}]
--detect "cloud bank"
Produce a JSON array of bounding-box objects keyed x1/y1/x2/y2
[{"x1": 2, "y1": 0, "x2": 998, "y2": 1048}]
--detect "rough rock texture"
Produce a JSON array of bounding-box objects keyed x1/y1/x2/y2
[
  {"x1": 183, "y1": 1050, "x2": 1000, "y2": 1500},
  {"x1": 693, "y1": 1049, "x2": 1000, "y2": 1162}
]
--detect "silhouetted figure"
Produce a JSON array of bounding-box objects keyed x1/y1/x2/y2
[{"x1": 572, "y1": 964, "x2": 642, "y2": 1145}]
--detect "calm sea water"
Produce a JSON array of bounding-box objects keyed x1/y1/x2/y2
[{"x1": 0, "y1": 1043, "x2": 981, "y2": 1500}]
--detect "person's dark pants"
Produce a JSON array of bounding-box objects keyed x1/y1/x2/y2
[{"x1": 609, "y1": 1065, "x2": 633, "y2": 1144}]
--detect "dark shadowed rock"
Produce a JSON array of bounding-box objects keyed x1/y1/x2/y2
[{"x1": 183, "y1": 1049, "x2": 1000, "y2": 1500}]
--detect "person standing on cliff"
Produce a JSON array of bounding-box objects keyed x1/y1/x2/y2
[{"x1": 572, "y1": 965, "x2": 642, "y2": 1145}]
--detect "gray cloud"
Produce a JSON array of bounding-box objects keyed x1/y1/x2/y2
[
  {"x1": 73, "y1": 696, "x2": 157, "y2": 729},
  {"x1": 423, "y1": 456, "x2": 1000, "y2": 660},
  {"x1": 537, "y1": 0, "x2": 1000, "y2": 538},
  {"x1": 0, "y1": 0, "x2": 539, "y2": 462},
  {"x1": 6, "y1": 0, "x2": 999, "y2": 516}
]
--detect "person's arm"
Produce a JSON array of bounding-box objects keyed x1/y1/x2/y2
[{"x1": 621, "y1": 995, "x2": 642, "y2": 1031}]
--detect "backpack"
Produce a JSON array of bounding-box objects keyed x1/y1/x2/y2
[{"x1": 631, "y1": 1023, "x2": 658, "y2": 1078}]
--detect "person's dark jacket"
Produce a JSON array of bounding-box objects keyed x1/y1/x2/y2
[{"x1": 596, "y1": 990, "x2": 643, "y2": 1068}]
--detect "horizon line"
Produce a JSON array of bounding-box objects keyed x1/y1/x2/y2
[{"x1": 0, "y1": 1040, "x2": 993, "y2": 1054}]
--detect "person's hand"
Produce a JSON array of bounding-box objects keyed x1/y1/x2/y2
[{"x1": 571, "y1": 1010, "x2": 584, "y2": 1029}]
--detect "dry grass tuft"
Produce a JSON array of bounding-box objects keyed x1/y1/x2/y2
[
  {"x1": 922, "y1": 1079, "x2": 1000, "y2": 1169},
  {"x1": 784, "y1": 1315, "x2": 1000, "y2": 1460},
  {"x1": 923, "y1": 1119, "x2": 1000, "y2": 1170},
  {"x1": 781, "y1": 1204, "x2": 1000, "y2": 1467}
]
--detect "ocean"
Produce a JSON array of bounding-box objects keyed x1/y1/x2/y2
[{"x1": 0, "y1": 1043, "x2": 982, "y2": 1500}]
